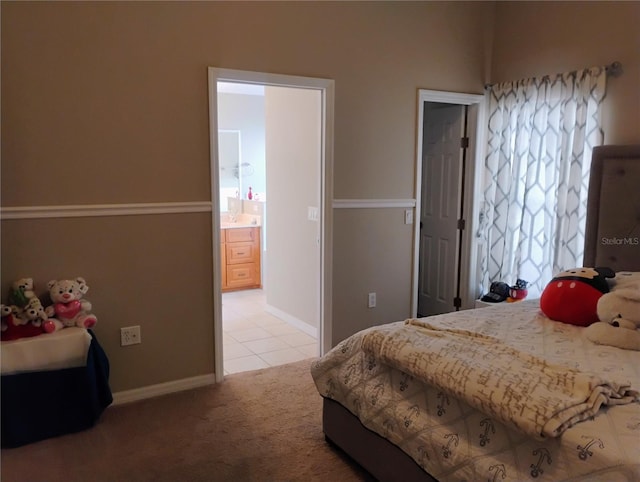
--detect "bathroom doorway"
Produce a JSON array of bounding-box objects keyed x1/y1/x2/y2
[{"x1": 208, "y1": 68, "x2": 335, "y2": 380}]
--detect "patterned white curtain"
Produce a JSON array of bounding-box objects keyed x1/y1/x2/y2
[{"x1": 479, "y1": 67, "x2": 607, "y2": 297}]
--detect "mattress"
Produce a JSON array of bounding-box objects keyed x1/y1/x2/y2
[{"x1": 311, "y1": 300, "x2": 640, "y2": 481}]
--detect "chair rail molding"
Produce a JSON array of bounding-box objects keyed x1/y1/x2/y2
[
  {"x1": 0, "y1": 202, "x2": 212, "y2": 220},
  {"x1": 333, "y1": 199, "x2": 416, "y2": 209}
]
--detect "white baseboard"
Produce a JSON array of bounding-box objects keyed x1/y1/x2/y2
[
  {"x1": 265, "y1": 304, "x2": 318, "y2": 338},
  {"x1": 112, "y1": 373, "x2": 216, "y2": 406}
]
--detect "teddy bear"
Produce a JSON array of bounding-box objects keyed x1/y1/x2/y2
[
  {"x1": 609, "y1": 271, "x2": 640, "y2": 291},
  {"x1": 1, "y1": 304, "x2": 13, "y2": 333},
  {"x1": 539, "y1": 267, "x2": 615, "y2": 326},
  {"x1": 584, "y1": 286, "x2": 640, "y2": 351},
  {"x1": 7, "y1": 277, "x2": 36, "y2": 308},
  {"x1": 44, "y1": 277, "x2": 97, "y2": 333},
  {"x1": 18, "y1": 297, "x2": 48, "y2": 328},
  {"x1": 1, "y1": 302, "x2": 45, "y2": 341}
]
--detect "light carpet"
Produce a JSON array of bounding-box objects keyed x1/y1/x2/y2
[{"x1": 1, "y1": 358, "x2": 372, "y2": 482}]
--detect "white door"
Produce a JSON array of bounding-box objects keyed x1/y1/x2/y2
[{"x1": 417, "y1": 104, "x2": 465, "y2": 316}]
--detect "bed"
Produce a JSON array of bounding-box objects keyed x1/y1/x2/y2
[{"x1": 311, "y1": 144, "x2": 640, "y2": 481}]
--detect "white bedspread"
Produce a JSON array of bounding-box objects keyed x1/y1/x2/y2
[
  {"x1": 362, "y1": 318, "x2": 637, "y2": 439},
  {"x1": 311, "y1": 300, "x2": 640, "y2": 481}
]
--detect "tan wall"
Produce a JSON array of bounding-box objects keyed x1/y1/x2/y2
[
  {"x1": 1, "y1": 1, "x2": 494, "y2": 392},
  {"x1": 491, "y1": 1, "x2": 640, "y2": 145},
  {"x1": 332, "y1": 208, "x2": 415, "y2": 344},
  {"x1": 6, "y1": 2, "x2": 635, "y2": 393},
  {"x1": 1, "y1": 214, "x2": 215, "y2": 391}
]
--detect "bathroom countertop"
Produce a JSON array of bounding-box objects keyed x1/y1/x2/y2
[
  {"x1": 221, "y1": 222, "x2": 260, "y2": 229},
  {"x1": 220, "y1": 212, "x2": 261, "y2": 229}
]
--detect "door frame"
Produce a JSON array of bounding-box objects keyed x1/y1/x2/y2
[
  {"x1": 208, "y1": 68, "x2": 335, "y2": 382},
  {"x1": 411, "y1": 89, "x2": 486, "y2": 317}
]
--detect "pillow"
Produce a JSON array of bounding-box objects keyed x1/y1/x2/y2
[{"x1": 539, "y1": 267, "x2": 615, "y2": 327}]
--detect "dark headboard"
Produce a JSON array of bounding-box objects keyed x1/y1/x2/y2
[{"x1": 584, "y1": 144, "x2": 640, "y2": 271}]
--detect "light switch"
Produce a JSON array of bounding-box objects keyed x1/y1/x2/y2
[{"x1": 404, "y1": 209, "x2": 413, "y2": 225}]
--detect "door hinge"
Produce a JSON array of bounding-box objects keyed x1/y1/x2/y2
[
  {"x1": 453, "y1": 297, "x2": 462, "y2": 308},
  {"x1": 457, "y1": 219, "x2": 465, "y2": 230},
  {"x1": 460, "y1": 137, "x2": 469, "y2": 149}
]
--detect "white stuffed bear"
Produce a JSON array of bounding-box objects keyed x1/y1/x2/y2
[
  {"x1": 584, "y1": 287, "x2": 640, "y2": 351},
  {"x1": 44, "y1": 277, "x2": 97, "y2": 333},
  {"x1": 8, "y1": 277, "x2": 36, "y2": 308},
  {"x1": 19, "y1": 297, "x2": 48, "y2": 328},
  {"x1": 610, "y1": 271, "x2": 640, "y2": 291},
  {"x1": 1, "y1": 302, "x2": 45, "y2": 340},
  {"x1": 1, "y1": 304, "x2": 13, "y2": 332}
]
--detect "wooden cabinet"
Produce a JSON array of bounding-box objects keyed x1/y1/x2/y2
[{"x1": 221, "y1": 227, "x2": 261, "y2": 292}]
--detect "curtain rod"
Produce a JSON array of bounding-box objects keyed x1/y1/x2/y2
[
  {"x1": 484, "y1": 61, "x2": 623, "y2": 90},
  {"x1": 606, "y1": 60, "x2": 623, "y2": 77}
]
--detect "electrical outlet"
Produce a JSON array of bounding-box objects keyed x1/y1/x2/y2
[
  {"x1": 368, "y1": 292, "x2": 376, "y2": 308},
  {"x1": 121, "y1": 325, "x2": 141, "y2": 346}
]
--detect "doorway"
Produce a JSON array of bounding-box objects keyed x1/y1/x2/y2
[
  {"x1": 412, "y1": 90, "x2": 485, "y2": 317},
  {"x1": 208, "y1": 68, "x2": 335, "y2": 381}
]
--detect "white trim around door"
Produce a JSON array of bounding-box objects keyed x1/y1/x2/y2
[
  {"x1": 208, "y1": 68, "x2": 335, "y2": 382},
  {"x1": 412, "y1": 89, "x2": 486, "y2": 317}
]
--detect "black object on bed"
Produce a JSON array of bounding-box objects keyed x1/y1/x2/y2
[{"x1": 1, "y1": 330, "x2": 113, "y2": 448}]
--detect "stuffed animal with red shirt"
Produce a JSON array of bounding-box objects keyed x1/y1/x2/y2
[
  {"x1": 1, "y1": 303, "x2": 45, "y2": 341},
  {"x1": 1, "y1": 277, "x2": 48, "y2": 341},
  {"x1": 540, "y1": 267, "x2": 615, "y2": 327}
]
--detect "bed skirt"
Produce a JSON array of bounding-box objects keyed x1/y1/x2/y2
[
  {"x1": 323, "y1": 397, "x2": 437, "y2": 482},
  {"x1": 1, "y1": 330, "x2": 113, "y2": 448}
]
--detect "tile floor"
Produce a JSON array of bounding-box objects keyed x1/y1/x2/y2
[{"x1": 222, "y1": 288, "x2": 318, "y2": 375}]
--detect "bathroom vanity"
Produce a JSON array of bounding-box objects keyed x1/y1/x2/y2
[{"x1": 221, "y1": 225, "x2": 261, "y2": 291}]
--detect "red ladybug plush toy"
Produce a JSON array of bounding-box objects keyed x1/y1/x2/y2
[{"x1": 540, "y1": 267, "x2": 615, "y2": 327}]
